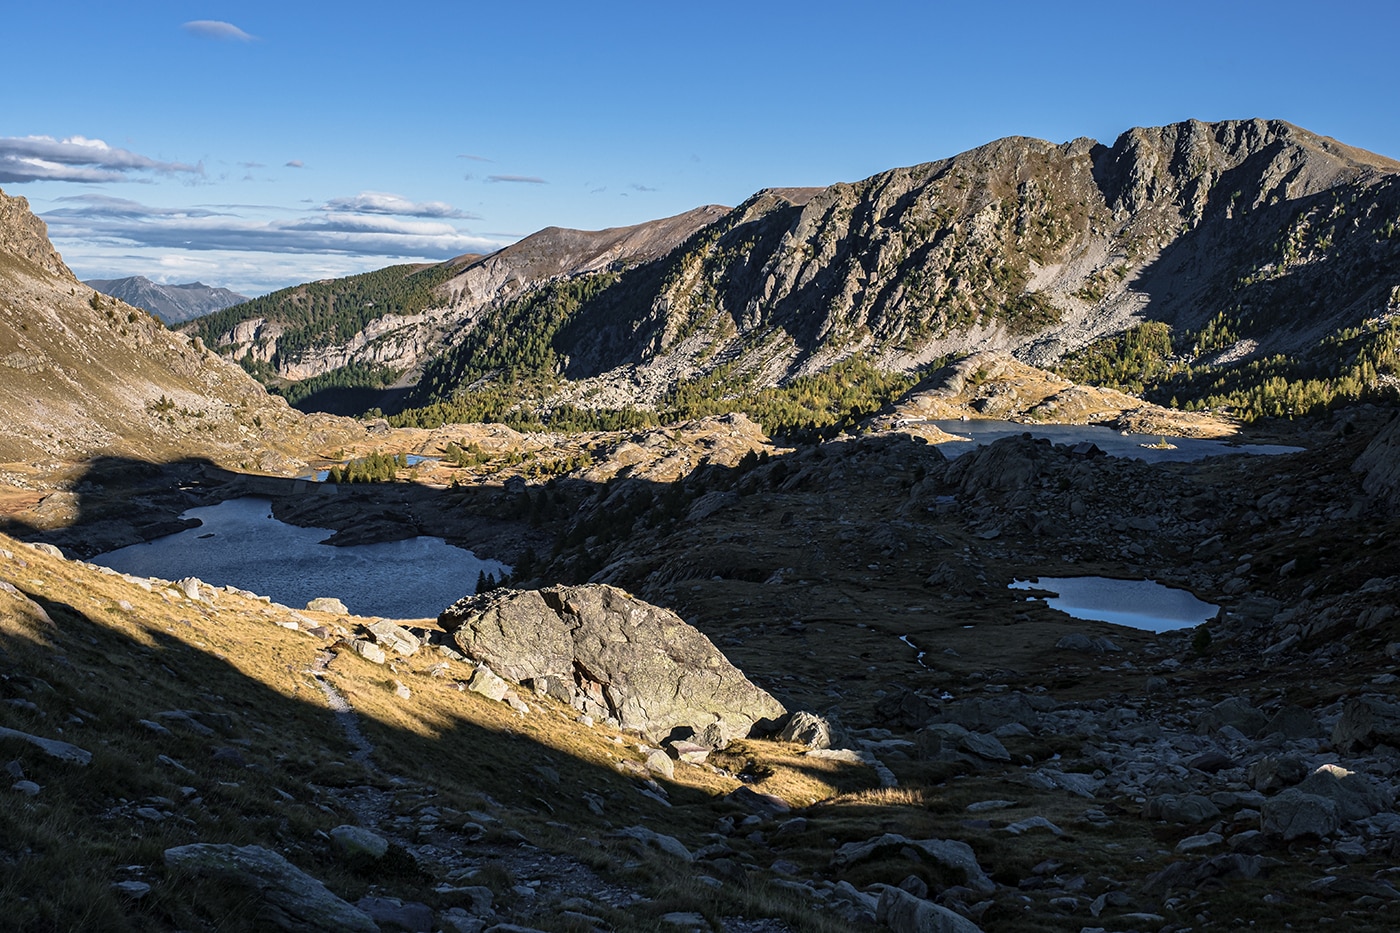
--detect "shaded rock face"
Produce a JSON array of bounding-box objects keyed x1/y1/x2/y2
[
  {"x1": 1354, "y1": 414, "x2": 1400, "y2": 511},
  {"x1": 440, "y1": 584, "x2": 785, "y2": 739}
]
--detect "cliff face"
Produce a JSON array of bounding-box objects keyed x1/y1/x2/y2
[{"x1": 0, "y1": 189, "x2": 71, "y2": 280}]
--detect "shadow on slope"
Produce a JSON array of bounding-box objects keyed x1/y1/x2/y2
[{"x1": 0, "y1": 541, "x2": 877, "y2": 932}]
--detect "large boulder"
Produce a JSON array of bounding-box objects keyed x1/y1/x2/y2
[
  {"x1": 1261, "y1": 789, "x2": 1340, "y2": 840},
  {"x1": 1332, "y1": 696, "x2": 1400, "y2": 753},
  {"x1": 1354, "y1": 413, "x2": 1400, "y2": 510},
  {"x1": 877, "y1": 885, "x2": 984, "y2": 933},
  {"x1": 164, "y1": 844, "x2": 378, "y2": 932},
  {"x1": 440, "y1": 585, "x2": 785, "y2": 739}
]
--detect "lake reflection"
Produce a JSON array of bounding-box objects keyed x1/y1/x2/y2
[
  {"x1": 1009, "y1": 576, "x2": 1218, "y2": 632},
  {"x1": 92, "y1": 497, "x2": 506, "y2": 619}
]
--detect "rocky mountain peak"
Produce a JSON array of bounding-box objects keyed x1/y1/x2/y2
[{"x1": 0, "y1": 188, "x2": 72, "y2": 280}]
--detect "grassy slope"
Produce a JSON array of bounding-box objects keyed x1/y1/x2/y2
[{"x1": 0, "y1": 535, "x2": 869, "y2": 932}]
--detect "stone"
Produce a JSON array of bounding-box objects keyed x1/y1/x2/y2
[
  {"x1": 645, "y1": 749, "x2": 675, "y2": 779},
  {"x1": 12, "y1": 779, "x2": 41, "y2": 796},
  {"x1": 1261, "y1": 789, "x2": 1340, "y2": 840},
  {"x1": 1004, "y1": 816, "x2": 1063, "y2": 836},
  {"x1": 176, "y1": 576, "x2": 203, "y2": 600},
  {"x1": 1198, "y1": 697, "x2": 1269, "y2": 738},
  {"x1": 164, "y1": 843, "x2": 378, "y2": 932},
  {"x1": 1026, "y1": 768, "x2": 1100, "y2": 799},
  {"x1": 875, "y1": 689, "x2": 938, "y2": 729},
  {"x1": 1144, "y1": 794, "x2": 1221, "y2": 824},
  {"x1": 307, "y1": 597, "x2": 349, "y2": 614},
  {"x1": 352, "y1": 640, "x2": 386, "y2": 665},
  {"x1": 0, "y1": 726, "x2": 92, "y2": 765},
  {"x1": 1142, "y1": 854, "x2": 1266, "y2": 896},
  {"x1": 1188, "y1": 751, "x2": 1237, "y2": 773},
  {"x1": 958, "y1": 731, "x2": 1011, "y2": 762},
  {"x1": 1247, "y1": 755, "x2": 1308, "y2": 793},
  {"x1": 1297, "y1": 763, "x2": 1390, "y2": 822},
  {"x1": 111, "y1": 880, "x2": 151, "y2": 899},
  {"x1": 29, "y1": 542, "x2": 63, "y2": 558},
  {"x1": 330, "y1": 825, "x2": 389, "y2": 862},
  {"x1": 616, "y1": 825, "x2": 693, "y2": 861},
  {"x1": 1176, "y1": 831, "x2": 1224, "y2": 853},
  {"x1": 877, "y1": 885, "x2": 985, "y2": 933},
  {"x1": 1055, "y1": 633, "x2": 1121, "y2": 653},
  {"x1": 832, "y1": 834, "x2": 994, "y2": 893},
  {"x1": 1264, "y1": 705, "x2": 1321, "y2": 739},
  {"x1": 356, "y1": 896, "x2": 434, "y2": 932},
  {"x1": 467, "y1": 665, "x2": 510, "y2": 702},
  {"x1": 1332, "y1": 696, "x2": 1400, "y2": 753},
  {"x1": 393, "y1": 681, "x2": 411, "y2": 700},
  {"x1": 666, "y1": 740, "x2": 710, "y2": 764},
  {"x1": 778, "y1": 710, "x2": 838, "y2": 749},
  {"x1": 725, "y1": 785, "x2": 790, "y2": 817},
  {"x1": 441, "y1": 585, "x2": 785, "y2": 738},
  {"x1": 440, "y1": 909, "x2": 486, "y2": 933},
  {"x1": 368, "y1": 620, "x2": 421, "y2": 656}
]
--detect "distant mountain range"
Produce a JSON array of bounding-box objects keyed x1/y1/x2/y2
[{"x1": 84, "y1": 275, "x2": 249, "y2": 325}]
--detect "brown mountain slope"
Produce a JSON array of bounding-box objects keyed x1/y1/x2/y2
[{"x1": 0, "y1": 188, "x2": 361, "y2": 469}]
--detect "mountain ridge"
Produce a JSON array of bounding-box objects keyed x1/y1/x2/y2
[
  {"x1": 84, "y1": 275, "x2": 250, "y2": 325},
  {"x1": 185, "y1": 119, "x2": 1400, "y2": 421},
  {"x1": 0, "y1": 188, "x2": 363, "y2": 470}
]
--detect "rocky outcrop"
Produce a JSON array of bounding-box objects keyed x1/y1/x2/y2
[
  {"x1": 1354, "y1": 413, "x2": 1400, "y2": 510},
  {"x1": 164, "y1": 843, "x2": 379, "y2": 932},
  {"x1": 0, "y1": 189, "x2": 70, "y2": 279},
  {"x1": 880, "y1": 351, "x2": 1235, "y2": 438},
  {"x1": 439, "y1": 584, "x2": 785, "y2": 740}
]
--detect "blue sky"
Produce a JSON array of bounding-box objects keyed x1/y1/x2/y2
[{"x1": 4, "y1": 1, "x2": 1397, "y2": 296}]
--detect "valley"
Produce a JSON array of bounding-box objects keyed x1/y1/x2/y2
[{"x1": 1, "y1": 119, "x2": 1399, "y2": 933}]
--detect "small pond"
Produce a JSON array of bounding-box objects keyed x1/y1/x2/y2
[
  {"x1": 1009, "y1": 576, "x2": 1218, "y2": 633},
  {"x1": 923, "y1": 419, "x2": 1303, "y2": 462},
  {"x1": 91, "y1": 497, "x2": 507, "y2": 619}
]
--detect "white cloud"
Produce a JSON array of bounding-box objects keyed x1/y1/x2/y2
[
  {"x1": 182, "y1": 20, "x2": 257, "y2": 41},
  {"x1": 0, "y1": 135, "x2": 203, "y2": 184},
  {"x1": 41, "y1": 194, "x2": 507, "y2": 264},
  {"x1": 321, "y1": 191, "x2": 478, "y2": 219}
]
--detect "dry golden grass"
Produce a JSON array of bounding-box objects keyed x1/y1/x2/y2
[{"x1": 0, "y1": 532, "x2": 888, "y2": 931}]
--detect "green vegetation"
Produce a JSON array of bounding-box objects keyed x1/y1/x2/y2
[
  {"x1": 415, "y1": 272, "x2": 619, "y2": 397},
  {"x1": 326, "y1": 452, "x2": 408, "y2": 484},
  {"x1": 664, "y1": 356, "x2": 921, "y2": 439},
  {"x1": 191, "y1": 261, "x2": 463, "y2": 366},
  {"x1": 1054, "y1": 314, "x2": 1400, "y2": 421},
  {"x1": 274, "y1": 362, "x2": 401, "y2": 408},
  {"x1": 393, "y1": 354, "x2": 921, "y2": 442}
]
